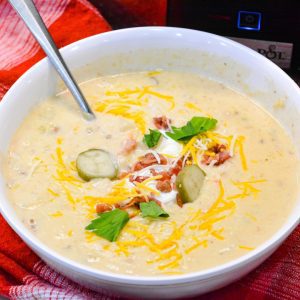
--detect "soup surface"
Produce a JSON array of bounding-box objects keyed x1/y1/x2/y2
[{"x1": 4, "y1": 71, "x2": 299, "y2": 276}]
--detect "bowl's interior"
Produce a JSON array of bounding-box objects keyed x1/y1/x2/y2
[
  {"x1": 0, "y1": 27, "x2": 300, "y2": 283},
  {"x1": 2, "y1": 28, "x2": 300, "y2": 151}
]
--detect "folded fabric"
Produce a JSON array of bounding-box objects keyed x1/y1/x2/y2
[
  {"x1": 0, "y1": 0, "x2": 299, "y2": 299},
  {"x1": 0, "y1": 0, "x2": 111, "y2": 100}
]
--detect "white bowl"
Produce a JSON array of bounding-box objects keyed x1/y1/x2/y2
[{"x1": 0, "y1": 27, "x2": 300, "y2": 299}]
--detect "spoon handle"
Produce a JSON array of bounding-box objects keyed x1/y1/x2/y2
[{"x1": 8, "y1": 0, "x2": 95, "y2": 120}]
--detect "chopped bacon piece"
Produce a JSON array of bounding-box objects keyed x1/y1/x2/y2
[
  {"x1": 176, "y1": 194, "x2": 183, "y2": 208},
  {"x1": 151, "y1": 159, "x2": 183, "y2": 178},
  {"x1": 129, "y1": 175, "x2": 150, "y2": 183},
  {"x1": 153, "y1": 116, "x2": 171, "y2": 130},
  {"x1": 122, "y1": 137, "x2": 137, "y2": 155},
  {"x1": 169, "y1": 159, "x2": 183, "y2": 176},
  {"x1": 215, "y1": 151, "x2": 231, "y2": 165},
  {"x1": 52, "y1": 126, "x2": 60, "y2": 133},
  {"x1": 156, "y1": 180, "x2": 172, "y2": 193},
  {"x1": 201, "y1": 143, "x2": 231, "y2": 166},
  {"x1": 152, "y1": 198, "x2": 162, "y2": 207},
  {"x1": 96, "y1": 203, "x2": 113, "y2": 213},
  {"x1": 150, "y1": 168, "x2": 158, "y2": 176},
  {"x1": 133, "y1": 162, "x2": 144, "y2": 172},
  {"x1": 118, "y1": 171, "x2": 129, "y2": 179},
  {"x1": 96, "y1": 194, "x2": 162, "y2": 217},
  {"x1": 201, "y1": 154, "x2": 215, "y2": 165},
  {"x1": 147, "y1": 196, "x2": 162, "y2": 207},
  {"x1": 120, "y1": 196, "x2": 148, "y2": 210},
  {"x1": 133, "y1": 153, "x2": 167, "y2": 171},
  {"x1": 124, "y1": 206, "x2": 140, "y2": 219},
  {"x1": 150, "y1": 169, "x2": 172, "y2": 181},
  {"x1": 211, "y1": 144, "x2": 227, "y2": 153},
  {"x1": 129, "y1": 211, "x2": 139, "y2": 219}
]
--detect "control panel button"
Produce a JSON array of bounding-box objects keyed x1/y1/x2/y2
[{"x1": 237, "y1": 11, "x2": 262, "y2": 31}]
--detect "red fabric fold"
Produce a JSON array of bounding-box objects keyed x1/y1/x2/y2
[
  {"x1": 0, "y1": 0, "x2": 299, "y2": 299},
  {"x1": 0, "y1": 0, "x2": 111, "y2": 99}
]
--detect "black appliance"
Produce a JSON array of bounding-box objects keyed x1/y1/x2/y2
[{"x1": 167, "y1": 0, "x2": 300, "y2": 73}]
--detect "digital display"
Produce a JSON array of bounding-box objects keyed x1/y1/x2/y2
[{"x1": 237, "y1": 11, "x2": 262, "y2": 31}]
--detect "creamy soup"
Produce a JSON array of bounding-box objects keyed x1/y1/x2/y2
[{"x1": 4, "y1": 71, "x2": 299, "y2": 276}]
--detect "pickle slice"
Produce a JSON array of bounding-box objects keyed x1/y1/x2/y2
[
  {"x1": 176, "y1": 164, "x2": 205, "y2": 203},
  {"x1": 76, "y1": 149, "x2": 118, "y2": 181}
]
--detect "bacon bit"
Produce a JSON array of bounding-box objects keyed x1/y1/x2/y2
[
  {"x1": 160, "y1": 171, "x2": 172, "y2": 181},
  {"x1": 153, "y1": 116, "x2": 171, "y2": 130},
  {"x1": 133, "y1": 153, "x2": 167, "y2": 171},
  {"x1": 129, "y1": 211, "x2": 139, "y2": 219},
  {"x1": 202, "y1": 143, "x2": 231, "y2": 166},
  {"x1": 150, "y1": 168, "x2": 158, "y2": 176},
  {"x1": 156, "y1": 180, "x2": 172, "y2": 193},
  {"x1": 148, "y1": 196, "x2": 162, "y2": 207},
  {"x1": 201, "y1": 154, "x2": 215, "y2": 165},
  {"x1": 122, "y1": 137, "x2": 137, "y2": 155},
  {"x1": 150, "y1": 169, "x2": 172, "y2": 181},
  {"x1": 211, "y1": 144, "x2": 227, "y2": 153},
  {"x1": 95, "y1": 194, "x2": 162, "y2": 217},
  {"x1": 125, "y1": 206, "x2": 140, "y2": 219},
  {"x1": 216, "y1": 151, "x2": 231, "y2": 165},
  {"x1": 129, "y1": 175, "x2": 150, "y2": 183},
  {"x1": 202, "y1": 151, "x2": 231, "y2": 166},
  {"x1": 151, "y1": 164, "x2": 180, "y2": 192},
  {"x1": 169, "y1": 159, "x2": 183, "y2": 176},
  {"x1": 120, "y1": 196, "x2": 148, "y2": 210},
  {"x1": 150, "y1": 159, "x2": 182, "y2": 179},
  {"x1": 118, "y1": 171, "x2": 129, "y2": 179},
  {"x1": 176, "y1": 194, "x2": 183, "y2": 208},
  {"x1": 96, "y1": 203, "x2": 113, "y2": 213},
  {"x1": 52, "y1": 126, "x2": 60, "y2": 133}
]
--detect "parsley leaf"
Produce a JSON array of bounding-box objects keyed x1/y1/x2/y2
[
  {"x1": 166, "y1": 117, "x2": 217, "y2": 141},
  {"x1": 140, "y1": 201, "x2": 169, "y2": 218},
  {"x1": 143, "y1": 129, "x2": 162, "y2": 148},
  {"x1": 85, "y1": 209, "x2": 129, "y2": 242}
]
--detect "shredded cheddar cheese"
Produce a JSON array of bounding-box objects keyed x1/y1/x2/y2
[
  {"x1": 227, "y1": 179, "x2": 266, "y2": 200},
  {"x1": 179, "y1": 131, "x2": 236, "y2": 168},
  {"x1": 181, "y1": 136, "x2": 198, "y2": 157},
  {"x1": 184, "y1": 102, "x2": 203, "y2": 112},
  {"x1": 62, "y1": 185, "x2": 76, "y2": 209},
  {"x1": 47, "y1": 188, "x2": 59, "y2": 197},
  {"x1": 147, "y1": 70, "x2": 162, "y2": 77},
  {"x1": 85, "y1": 231, "x2": 98, "y2": 243},
  {"x1": 211, "y1": 228, "x2": 225, "y2": 240},
  {"x1": 135, "y1": 182, "x2": 160, "y2": 195},
  {"x1": 235, "y1": 136, "x2": 248, "y2": 171},
  {"x1": 49, "y1": 211, "x2": 63, "y2": 217},
  {"x1": 238, "y1": 245, "x2": 255, "y2": 250},
  {"x1": 95, "y1": 86, "x2": 175, "y2": 133},
  {"x1": 185, "y1": 238, "x2": 208, "y2": 254},
  {"x1": 140, "y1": 175, "x2": 163, "y2": 184},
  {"x1": 184, "y1": 101, "x2": 213, "y2": 117},
  {"x1": 245, "y1": 213, "x2": 257, "y2": 222}
]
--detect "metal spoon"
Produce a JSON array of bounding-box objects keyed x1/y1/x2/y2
[{"x1": 8, "y1": 0, "x2": 95, "y2": 120}]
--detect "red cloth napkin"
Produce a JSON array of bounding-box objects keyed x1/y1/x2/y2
[{"x1": 0, "y1": 1, "x2": 299, "y2": 299}]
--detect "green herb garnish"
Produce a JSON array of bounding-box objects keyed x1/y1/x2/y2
[
  {"x1": 143, "y1": 129, "x2": 162, "y2": 148},
  {"x1": 85, "y1": 209, "x2": 129, "y2": 242},
  {"x1": 140, "y1": 201, "x2": 169, "y2": 218},
  {"x1": 166, "y1": 116, "x2": 217, "y2": 141}
]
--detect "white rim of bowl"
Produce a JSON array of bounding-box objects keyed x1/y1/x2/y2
[{"x1": 0, "y1": 27, "x2": 300, "y2": 285}]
